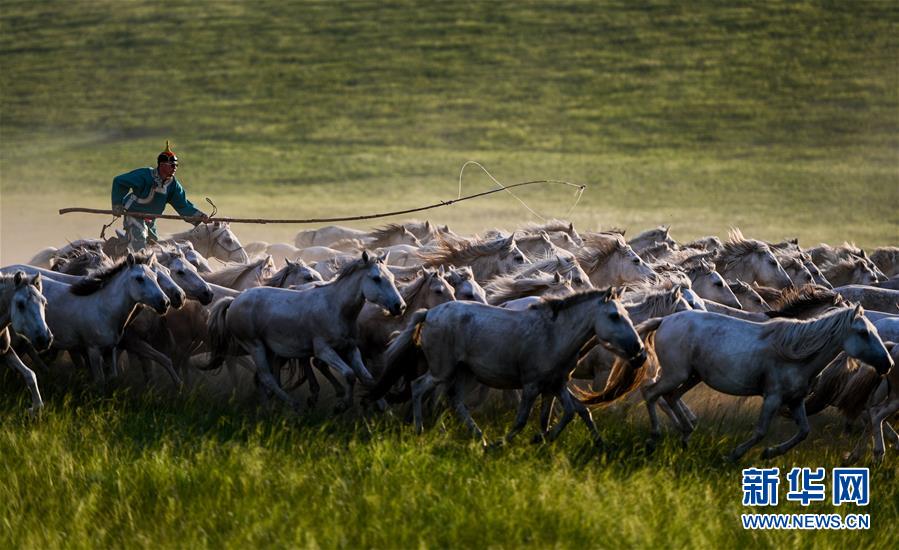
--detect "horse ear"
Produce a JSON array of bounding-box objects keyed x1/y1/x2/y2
[
  {"x1": 146, "y1": 252, "x2": 158, "y2": 266},
  {"x1": 437, "y1": 264, "x2": 445, "y2": 276},
  {"x1": 362, "y1": 250, "x2": 370, "y2": 263},
  {"x1": 380, "y1": 250, "x2": 390, "y2": 264},
  {"x1": 442, "y1": 225, "x2": 450, "y2": 233},
  {"x1": 425, "y1": 220, "x2": 432, "y2": 230},
  {"x1": 553, "y1": 272, "x2": 561, "y2": 283},
  {"x1": 673, "y1": 284, "x2": 683, "y2": 299},
  {"x1": 13, "y1": 270, "x2": 25, "y2": 287},
  {"x1": 568, "y1": 222, "x2": 574, "y2": 232},
  {"x1": 503, "y1": 235, "x2": 515, "y2": 249},
  {"x1": 853, "y1": 304, "x2": 864, "y2": 318},
  {"x1": 126, "y1": 253, "x2": 136, "y2": 266},
  {"x1": 286, "y1": 259, "x2": 295, "y2": 267},
  {"x1": 297, "y1": 259, "x2": 307, "y2": 268}
]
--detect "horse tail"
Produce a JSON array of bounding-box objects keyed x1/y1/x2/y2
[
  {"x1": 29, "y1": 247, "x2": 58, "y2": 268},
  {"x1": 576, "y1": 317, "x2": 663, "y2": 406},
  {"x1": 200, "y1": 297, "x2": 234, "y2": 371},
  {"x1": 365, "y1": 309, "x2": 429, "y2": 402}
]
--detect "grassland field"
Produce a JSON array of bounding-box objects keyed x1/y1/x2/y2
[{"x1": 1, "y1": 1, "x2": 898, "y2": 548}]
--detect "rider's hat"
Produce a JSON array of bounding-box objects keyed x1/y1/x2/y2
[{"x1": 157, "y1": 140, "x2": 178, "y2": 165}]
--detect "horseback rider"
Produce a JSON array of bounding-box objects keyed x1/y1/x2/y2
[{"x1": 111, "y1": 141, "x2": 209, "y2": 251}]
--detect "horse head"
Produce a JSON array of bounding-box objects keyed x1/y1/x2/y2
[{"x1": 9, "y1": 272, "x2": 52, "y2": 351}]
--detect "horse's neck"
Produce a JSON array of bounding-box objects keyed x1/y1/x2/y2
[
  {"x1": 704, "y1": 300, "x2": 765, "y2": 321},
  {"x1": 91, "y1": 275, "x2": 142, "y2": 331},
  {"x1": 547, "y1": 296, "x2": 603, "y2": 356},
  {"x1": 794, "y1": 314, "x2": 853, "y2": 377},
  {"x1": 209, "y1": 283, "x2": 239, "y2": 300},
  {"x1": 625, "y1": 299, "x2": 658, "y2": 324},
  {"x1": 236, "y1": 269, "x2": 263, "y2": 290},
  {"x1": 320, "y1": 272, "x2": 367, "y2": 321},
  {"x1": 588, "y1": 261, "x2": 617, "y2": 287}
]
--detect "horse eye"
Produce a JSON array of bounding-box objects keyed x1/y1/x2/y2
[
  {"x1": 714, "y1": 281, "x2": 723, "y2": 287},
  {"x1": 515, "y1": 255, "x2": 524, "y2": 263},
  {"x1": 769, "y1": 260, "x2": 778, "y2": 266},
  {"x1": 609, "y1": 312, "x2": 621, "y2": 321},
  {"x1": 372, "y1": 275, "x2": 382, "y2": 283},
  {"x1": 435, "y1": 288, "x2": 443, "y2": 294},
  {"x1": 135, "y1": 276, "x2": 144, "y2": 283},
  {"x1": 632, "y1": 258, "x2": 641, "y2": 264},
  {"x1": 575, "y1": 278, "x2": 583, "y2": 285},
  {"x1": 177, "y1": 270, "x2": 185, "y2": 276},
  {"x1": 17, "y1": 302, "x2": 25, "y2": 311}
]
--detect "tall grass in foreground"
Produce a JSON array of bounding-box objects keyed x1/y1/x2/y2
[{"x1": 1, "y1": 386, "x2": 896, "y2": 549}]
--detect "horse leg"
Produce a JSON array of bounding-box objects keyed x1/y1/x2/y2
[
  {"x1": 641, "y1": 372, "x2": 691, "y2": 450},
  {"x1": 497, "y1": 383, "x2": 540, "y2": 445},
  {"x1": 761, "y1": 400, "x2": 810, "y2": 459},
  {"x1": 730, "y1": 394, "x2": 782, "y2": 461},
  {"x1": 127, "y1": 339, "x2": 183, "y2": 387},
  {"x1": 86, "y1": 347, "x2": 106, "y2": 388},
  {"x1": 545, "y1": 388, "x2": 576, "y2": 443},
  {"x1": 532, "y1": 396, "x2": 555, "y2": 443},
  {"x1": 567, "y1": 388, "x2": 603, "y2": 447},
  {"x1": 447, "y1": 378, "x2": 484, "y2": 444},
  {"x1": 105, "y1": 347, "x2": 119, "y2": 382},
  {"x1": 304, "y1": 359, "x2": 321, "y2": 409},
  {"x1": 871, "y1": 398, "x2": 899, "y2": 462},
  {"x1": 313, "y1": 341, "x2": 357, "y2": 411},
  {"x1": 3, "y1": 350, "x2": 44, "y2": 414},
  {"x1": 884, "y1": 420, "x2": 899, "y2": 450},
  {"x1": 245, "y1": 342, "x2": 301, "y2": 413},
  {"x1": 348, "y1": 347, "x2": 376, "y2": 386},
  {"x1": 411, "y1": 372, "x2": 437, "y2": 434}
]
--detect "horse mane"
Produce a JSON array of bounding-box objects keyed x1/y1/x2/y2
[
  {"x1": 575, "y1": 234, "x2": 627, "y2": 273},
  {"x1": 821, "y1": 258, "x2": 868, "y2": 280},
  {"x1": 333, "y1": 254, "x2": 380, "y2": 282},
  {"x1": 52, "y1": 251, "x2": 115, "y2": 276},
  {"x1": 419, "y1": 236, "x2": 514, "y2": 267},
  {"x1": 513, "y1": 254, "x2": 578, "y2": 279},
  {"x1": 203, "y1": 257, "x2": 271, "y2": 287},
  {"x1": 398, "y1": 270, "x2": 433, "y2": 304},
  {"x1": 486, "y1": 273, "x2": 570, "y2": 305},
  {"x1": 684, "y1": 260, "x2": 715, "y2": 279},
  {"x1": 765, "y1": 285, "x2": 846, "y2": 319},
  {"x1": 774, "y1": 252, "x2": 806, "y2": 272},
  {"x1": 623, "y1": 287, "x2": 683, "y2": 318},
  {"x1": 69, "y1": 253, "x2": 155, "y2": 296},
  {"x1": 871, "y1": 247, "x2": 899, "y2": 272},
  {"x1": 638, "y1": 241, "x2": 673, "y2": 262},
  {"x1": 751, "y1": 283, "x2": 783, "y2": 304},
  {"x1": 536, "y1": 288, "x2": 614, "y2": 318},
  {"x1": 629, "y1": 226, "x2": 670, "y2": 246},
  {"x1": 444, "y1": 266, "x2": 474, "y2": 285},
  {"x1": 521, "y1": 219, "x2": 574, "y2": 235},
  {"x1": 368, "y1": 223, "x2": 418, "y2": 247},
  {"x1": 264, "y1": 262, "x2": 306, "y2": 288},
  {"x1": 763, "y1": 307, "x2": 857, "y2": 362},
  {"x1": 717, "y1": 229, "x2": 771, "y2": 271}
]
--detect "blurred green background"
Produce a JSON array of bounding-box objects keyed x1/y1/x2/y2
[{"x1": 2, "y1": 0, "x2": 896, "y2": 262}]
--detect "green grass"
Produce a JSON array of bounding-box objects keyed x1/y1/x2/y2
[
  {"x1": 1, "y1": 385, "x2": 896, "y2": 549},
  {"x1": 1, "y1": 1, "x2": 898, "y2": 547}
]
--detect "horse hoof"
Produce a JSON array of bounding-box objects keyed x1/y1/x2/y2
[
  {"x1": 644, "y1": 438, "x2": 657, "y2": 455},
  {"x1": 306, "y1": 397, "x2": 318, "y2": 409},
  {"x1": 760, "y1": 447, "x2": 777, "y2": 459},
  {"x1": 531, "y1": 433, "x2": 546, "y2": 445}
]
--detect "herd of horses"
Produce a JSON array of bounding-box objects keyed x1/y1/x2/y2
[{"x1": 2, "y1": 219, "x2": 899, "y2": 462}]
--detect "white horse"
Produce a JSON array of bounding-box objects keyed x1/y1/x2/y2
[
  {"x1": 372, "y1": 289, "x2": 645, "y2": 447},
  {"x1": 7, "y1": 254, "x2": 171, "y2": 386},
  {"x1": 575, "y1": 233, "x2": 658, "y2": 288},
  {"x1": 715, "y1": 229, "x2": 793, "y2": 289},
  {"x1": 595, "y1": 307, "x2": 893, "y2": 460},
  {"x1": 0, "y1": 271, "x2": 52, "y2": 413},
  {"x1": 205, "y1": 252, "x2": 405, "y2": 412},
  {"x1": 169, "y1": 221, "x2": 249, "y2": 264}
]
